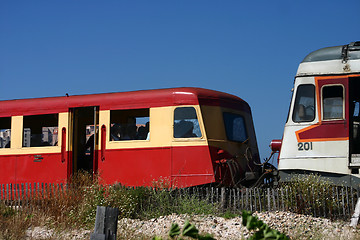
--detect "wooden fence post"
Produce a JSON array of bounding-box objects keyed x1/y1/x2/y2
[
  {"x1": 90, "y1": 206, "x2": 119, "y2": 240},
  {"x1": 350, "y1": 197, "x2": 360, "y2": 227},
  {"x1": 249, "y1": 188, "x2": 253, "y2": 212},
  {"x1": 267, "y1": 188, "x2": 271, "y2": 211},
  {"x1": 220, "y1": 187, "x2": 226, "y2": 211}
]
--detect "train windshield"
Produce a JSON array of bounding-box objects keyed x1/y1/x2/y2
[{"x1": 292, "y1": 84, "x2": 315, "y2": 122}]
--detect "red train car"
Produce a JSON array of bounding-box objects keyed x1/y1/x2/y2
[{"x1": 0, "y1": 88, "x2": 261, "y2": 187}]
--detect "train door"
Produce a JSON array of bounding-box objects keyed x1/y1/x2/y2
[
  {"x1": 171, "y1": 106, "x2": 212, "y2": 187},
  {"x1": 349, "y1": 77, "x2": 360, "y2": 166},
  {"x1": 69, "y1": 106, "x2": 99, "y2": 175}
]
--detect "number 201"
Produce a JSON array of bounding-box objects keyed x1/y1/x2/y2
[{"x1": 298, "y1": 142, "x2": 313, "y2": 151}]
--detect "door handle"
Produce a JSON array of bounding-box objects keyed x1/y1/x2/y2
[
  {"x1": 101, "y1": 125, "x2": 106, "y2": 161},
  {"x1": 61, "y1": 127, "x2": 66, "y2": 163}
]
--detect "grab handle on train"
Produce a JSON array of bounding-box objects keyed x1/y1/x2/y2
[
  {"x1": 101, "y1": 124, "x2": 106, "y2": 161},
  {"x1": 61, "y1": 127, "x2": 66, "y2": 163}
]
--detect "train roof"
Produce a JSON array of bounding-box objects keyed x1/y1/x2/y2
[
  {"x1": 296, "y1": 41, "x2": 360, "y2": 77},
  {"x1": 0, "y1": 87, "x2": 250, "y2": 117}
]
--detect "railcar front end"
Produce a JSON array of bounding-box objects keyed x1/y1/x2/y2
[{"x1": 272, "y1": 41, "x2": 360, "y2": 187}]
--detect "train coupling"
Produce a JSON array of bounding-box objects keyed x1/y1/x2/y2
[{"x1": 267, "y1": 168, "x2": 279, "y2": 186}]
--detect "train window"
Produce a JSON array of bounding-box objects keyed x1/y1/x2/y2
[
  {"x1": 174, "y1": 107, "x2": 202, "y2": 138},
  {"x1": 323, "y1": 85, "x2": 344, "y2": 120},
  {"x1": 110, "y1": 109, "x2": 150, "y2": 141},
  {"x1": 223, "y1": 113, "x2": 247, "y2": 142},
  {"x1": 0, "y1": 117, "x2": 11, "y2": 148},
  {"x1": 23, "y1": 114, "x2": 58, "y2": 147},
  {"x1": 354, "y1": 101, "x2": 360, "y2": 118},
  {"x1": 292, "y1": 84, "x2": 315, "y2": 123}
]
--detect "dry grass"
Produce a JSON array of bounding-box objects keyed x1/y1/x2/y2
[
  {"x1": 0, "y1": 172, "x2": 96, "y2": 239},
  {"x1": 0, "y1": 173, "x2": 215, "y2": 239}
]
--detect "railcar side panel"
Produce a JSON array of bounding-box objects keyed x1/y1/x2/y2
[
  {"x1": 98, "y1": 148, "x2": 172, "y2": 186},
  {"x1": 0, "y1": 155, "x2": 16, "y2": 183},
  {"x1": 15, "y1": 153, "x2": 67, "y2": 183},
  {"x1": 171, "y1": 146, "x2": 214, "y2": 187},
  {"x1": 0, "y1": 153, "x2": 67, "y2": 184}
]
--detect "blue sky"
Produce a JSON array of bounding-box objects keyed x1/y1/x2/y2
[{"x1": 1, "y1": 1, "x2": 359, "y2": 162}]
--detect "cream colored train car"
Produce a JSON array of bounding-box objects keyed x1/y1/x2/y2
[{"x1": 271, "y1": 41, "x2": 360, "y2": 187}]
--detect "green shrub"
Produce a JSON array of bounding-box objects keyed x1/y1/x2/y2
[
  {"x1": 242, "y1": 211, "x2": 289, "y2": 240},
  {"x1": 143, "y1": 187, "x2": 175, "y2": 218},
  {"x1": 153, "y1": 220, "x2": 215, "y2": 240},
  {"x1": 283, "y1": 174, "x2": 339, "y2": 217},
  {"x1": 174, "y1": 193, "x2": 218, "y2": 216},
  {"x1": 0, "y1": 203, "x2": 16, "y2": 218},
  {"x1": 64, "y1": 174, "x2": 217, "y2": 224},
  {"x1": 221, "y1": 209, "x2": 239, "y2": 219},
  {"x1": 67, "y1": 179, "x2": 138, "y2": 225}
]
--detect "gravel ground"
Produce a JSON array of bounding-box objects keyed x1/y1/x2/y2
[{"x1": 26, "y1": 211, "x2": 360, "y2": 239}]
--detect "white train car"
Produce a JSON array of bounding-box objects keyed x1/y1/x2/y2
[{"x1": 271, "y1": 41, "x2": 360, "y2": 187}]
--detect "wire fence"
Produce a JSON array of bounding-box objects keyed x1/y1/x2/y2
[
  {"x1": 181, "y1": 186, "x2": 359, "y2": 220},
  {"x1": 1, "y1": 183, "x2": 358, "y2": 220},
  {"x1": 1, "y1": 182, "x2": 66, "y2": 202}
]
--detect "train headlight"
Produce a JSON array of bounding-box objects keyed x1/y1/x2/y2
[{"x1": 270, "y1": 139, "x2": 282, "y2": 153}]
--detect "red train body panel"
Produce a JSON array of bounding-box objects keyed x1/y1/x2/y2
[{"x1": 0, "y1": 88, "x2": 249, "y2": 117}]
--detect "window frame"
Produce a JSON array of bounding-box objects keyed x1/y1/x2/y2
[
  {"x1": 222, "y1": 112, "x2": 248, "y2": 143},
  {"x1": 22, "y1": 113, "x2": 59, "y2": 148},
  {"x1": 292, "y1": 84, "x2": 316, "y2": 123},
  {"x1": 286, "y1": 88, "x2": 294, "y2": 123},
  {"x1": 109, "y1": 108, "x2": 150, "y2": 142},
  {"x1": 321, "y1": 84, "x2": 345, "y2": 121},
  {"x1": 173, "y1": 106, "x2": 203, "y2": 139},
  {"x1": 0, "y1": 117, "x2": 11, "y2": 149}
]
